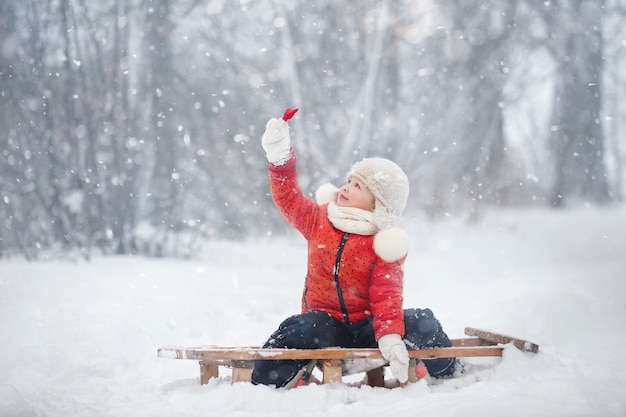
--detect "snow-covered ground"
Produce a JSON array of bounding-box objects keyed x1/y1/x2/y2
[{"x1": 1, "y1": 205, "x2": 625, "y2": 417}]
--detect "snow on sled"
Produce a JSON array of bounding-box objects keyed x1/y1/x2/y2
[{"x1": 157, "y1": 327, "x2": 539, "y2": 387}]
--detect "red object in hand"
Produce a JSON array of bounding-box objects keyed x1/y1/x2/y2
[{"x1": 282, "y1": 108, "x2": 298, "y2": 121}]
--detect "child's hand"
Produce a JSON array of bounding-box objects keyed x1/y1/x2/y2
[
  {"x1": 261, "y1": 118, "x2": 291, "y2": 165},
  {"x1": 378, "y1": 333, "x2": 410, "y2": 383}
]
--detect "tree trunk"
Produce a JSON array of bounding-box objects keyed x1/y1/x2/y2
[
  {"x1": 145, "y1": 0, "x2": 180, "y2": 255},
  {"x1": 549, "y1": 0, "x2": 610, "y2": 206}
]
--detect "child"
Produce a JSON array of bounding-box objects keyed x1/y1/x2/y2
[{"x1": 252, "y1": 109, "x2": 457, "y2": 388}]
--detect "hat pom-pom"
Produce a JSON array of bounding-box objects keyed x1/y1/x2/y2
[
  {"x1": 373, "y1": 228, "x2": 409, "y2": 262},
  {"x1": 316, "y1": 183, "x2": 339, "y2": 205}
]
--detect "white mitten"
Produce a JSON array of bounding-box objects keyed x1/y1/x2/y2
[
  {"x1": 378, "y1": 333, "x2": 409, "y2": 383},
  {"x1": 261, "y1": 118, "x2": 291, "y2": 165}
]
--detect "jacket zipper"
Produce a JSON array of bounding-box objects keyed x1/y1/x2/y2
[{"x1": 333, "y1": 232, "x2": 350, "y2": 324}]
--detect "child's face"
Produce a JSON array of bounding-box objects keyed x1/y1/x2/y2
[{"x1": 336, "y1": 176, "x2": 376, "y2": 211}]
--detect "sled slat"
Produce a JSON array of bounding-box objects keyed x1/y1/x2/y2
[
  {"x1": 464, "y1": 327, "x2": 539, "y2": 353},
  {"x1": 451, "y1": 337, "x2": 497, "y2": 347},
  {"x1": 158, "y1": 345, "x2": 503, "y2": 362}
]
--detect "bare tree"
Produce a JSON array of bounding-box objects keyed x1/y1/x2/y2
[
  {"x1": 397, "y1": 2, "x2": 519, "y2": 216},
  {"x1": 533, "y1": 0, "x2": 610, "y2": 206},
  {"x1": 0, "y1": 0, "x2": 19, "y2": 256}
]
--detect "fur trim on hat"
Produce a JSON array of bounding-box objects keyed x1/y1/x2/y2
[
  {"x1": 315, "y1": 183, "x2": 339, "y2": 205},
  {"x1": 373, "y1": 227, "x2": 409, "y2": 262}
]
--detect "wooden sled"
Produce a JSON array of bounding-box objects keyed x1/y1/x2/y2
[{"x1": 157, "y1": 327, "x2": 538, "y2": 387}]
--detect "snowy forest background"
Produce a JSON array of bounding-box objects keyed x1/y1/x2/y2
[{"x1": 1, "y1": 0, "x2": 625, "y2": 260}]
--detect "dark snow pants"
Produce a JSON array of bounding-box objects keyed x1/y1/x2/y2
[{"x1": 251, "y1": 308, "x2": 457, "y2": 387}]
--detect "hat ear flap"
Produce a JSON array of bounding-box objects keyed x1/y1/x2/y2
[
  {"x1": 373, "y1": 204, "x2": 401, "y2": 230},
  {"x1": 316, "y1": 183, "x2": 339, "y2": 205}
]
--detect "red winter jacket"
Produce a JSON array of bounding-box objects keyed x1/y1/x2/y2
[{"x1": 269, "y1": 152, "x2": 405, "y2": 340}]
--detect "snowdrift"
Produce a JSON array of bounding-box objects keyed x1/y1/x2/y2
[{"x1": 1, "y1": 206, "x2": 625, "y2": 417}]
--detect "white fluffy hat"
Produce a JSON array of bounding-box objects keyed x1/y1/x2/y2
[
  {"x1": 315, "y1": 158, "x2": 410, "y2": 262},
  {"x1": 346, "y1": 157, "x2": 410, "y2": 230}
]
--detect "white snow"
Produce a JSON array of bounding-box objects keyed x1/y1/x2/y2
[{"x1": 1, "y1": 205, "x2": 625, "y2": 417}]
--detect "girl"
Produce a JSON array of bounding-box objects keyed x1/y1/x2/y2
[{"x1": 252, "y1": 109, "x2": 457, "y2": 387}]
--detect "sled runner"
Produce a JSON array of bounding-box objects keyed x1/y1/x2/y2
[{"x1": 157, "y1": 327, "x2": 538, "y2": 387}]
